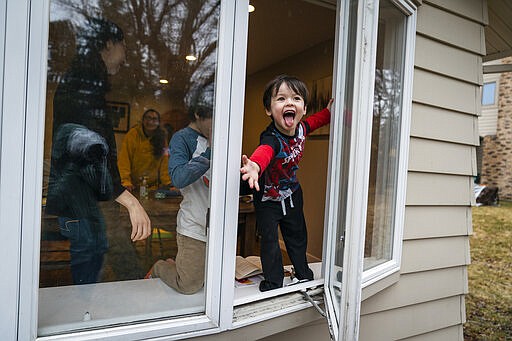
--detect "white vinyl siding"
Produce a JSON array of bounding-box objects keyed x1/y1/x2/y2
[
  {"x1": 361, "y1": 266, "x2": 468, "y2": 314},
  {"x1": 358, "y1": 2, "x2": 482, "y2": 339},
  {"x1": 415, "y1": 35, "x2": 482, "y2": 84},
  {"x1": 416, "y1": 3, "x2": 485, "y2": 55},
  {"x1": 404, "y1": 206, "x2": 472, "y2": 239},
  {"x1": 413, "y1": 69, "x2": 480, "y2": 114},
  {"x1": 411, "y1": 103, "x2": 479, "y2": 145},
  {"x1": 401, "y1": 237, "x2": 470, "y2": 272},
  {"x1": 406, "y1": 173, "x2": 473, "y2": 205},
  {"x1": 360, "y1": 296, "x2": 466, "y2": 340},
  {"x1": 402, "y1": 325, "x2": 464, "y2": 341},
  {"x1": 423, "y1": 0, "x2": 487, "y2": 24},
  {"x1": 408, "y1": 138, "x2": 476, "y2": 175}
]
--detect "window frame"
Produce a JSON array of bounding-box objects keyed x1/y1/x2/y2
[
  {"x1": 16, "y1": 0, "x2": 250, "y2": 339},
  {"x1": 1, "y1": 1, "x2": 29, "y2": 341},
  {"x1": 360, "y1": 0, "x2": 416, "y2": 291},
  {"x1": 322, "y1": 0, "x2": 416, "y2": 339}
]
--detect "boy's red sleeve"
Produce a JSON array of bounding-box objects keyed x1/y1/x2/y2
[
  {"x1": 249, "y1": 145, "x2": 275, "y2": 174},
  {"x1": 304, "y1": 108, "x2": 331, "y2": 133}
]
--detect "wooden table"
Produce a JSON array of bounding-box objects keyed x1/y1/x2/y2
[
  {"x1": 40, "y1": 194, "x2": 257, "y2": 280},
  {"x1": 133, "y1": 194, "x2": 257, "y2": 257}
]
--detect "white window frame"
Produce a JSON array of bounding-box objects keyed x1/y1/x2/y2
[
  {"x1": 1, "y1": 1, "x2": 28, "y2": 341},
  {"x1": 360, "y1": 0, "x2": 416, "y2": 291},
  {"x1": 322, "y1": 0, "x2": 380, "y2": 339},
  {"x1": 14, "y1": 0, "x2": 250, "y2": 340},
  {"x1": 322, "y1": 0, "x2": 416, "y2": 340}
]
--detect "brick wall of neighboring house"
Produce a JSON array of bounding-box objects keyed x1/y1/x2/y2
[{"x1": 481, "y1": 57, "x2": 512, "y2": 200}]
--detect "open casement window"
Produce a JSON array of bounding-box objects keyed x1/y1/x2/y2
[{"x1": 322, "y1": 0, "x2": 415, "y2": 339}]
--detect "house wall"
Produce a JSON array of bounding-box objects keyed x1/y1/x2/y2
[
  {"x1": 358, "y1": 0, "x2": 481, "y2": 339},
  {"x1": 480, "y1": 56, "x2": 512, "y2": 199}
]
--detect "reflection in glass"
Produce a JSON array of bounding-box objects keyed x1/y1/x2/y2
[
  {"x1": 364, "y1": 0, "x2": 406, "y2": 270},
  {"x1": 40, "y1": 0, "x2": 220, "y2": 335}
]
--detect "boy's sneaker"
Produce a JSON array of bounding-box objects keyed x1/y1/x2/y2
[
  {"x1": 287, "y1": 277, "x2": 310, "y2": 286},
  {"x1": 259, "y1": 280, "x2": 282, "y2": 292}
]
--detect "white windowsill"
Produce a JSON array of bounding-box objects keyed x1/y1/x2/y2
[
  {"x1": 38, "y1": 279, "x2": 205, "y2": 336},
  {"x1": 234, "y1": 262, "x2": 323, "y2": 306},
  {"x1": 38, "y1": 262, "x2": 324, "y2": 336},
  {"x1": 233, "y1": 262, "x2": 324, "y2": 307}
]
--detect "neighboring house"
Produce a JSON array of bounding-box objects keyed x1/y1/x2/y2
[
  {"x1": 478, "y1": 57, "x2": 512, "y2": 199},
  {"x1": 1, "y1": 1, "x2": 512, "y2": 341}
]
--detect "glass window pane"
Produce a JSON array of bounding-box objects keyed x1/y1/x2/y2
[
  {"x1": 39, "y1": 0, "x2": 219, "y2": 335},
  {"x1": 364, "y1": 0, "x2": 406, "y2": 271},
  {"x1": 482, "y1": 82, "x2": 496, "y2": 105}
]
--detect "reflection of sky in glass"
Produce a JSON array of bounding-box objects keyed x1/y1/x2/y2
[
  {"x1": 482, "y1": 82, "x2": 496, "y2": 105},
  {"x1": 50, "y1": 0, "x2": 96, "y2": 24},
  {"x1": 48, "y1": 0, "x2": 220, "y2": 114}
]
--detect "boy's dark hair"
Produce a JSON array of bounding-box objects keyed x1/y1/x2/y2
[
  {"x1": 188, "y1": 103, "x2": 213, "y2": 122},
  {"x1": 187, "y1": 89, "x2": 213, "y2": 122},
  {"x1": 262, "y1": 75, "x2": 309, "y2": 111},
  {"x1": 78, "y1": 18, "x2": 124, "y2": 55}
]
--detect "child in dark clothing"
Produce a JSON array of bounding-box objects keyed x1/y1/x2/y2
[{"x1": 241, "y1": 74, "x2": 333, "y2": 291}]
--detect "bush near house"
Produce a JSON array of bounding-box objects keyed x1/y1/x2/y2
[{"x1": 464, "y1": 202, "x2": 512, "y2": 340}]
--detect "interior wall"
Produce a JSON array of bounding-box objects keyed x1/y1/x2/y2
[{"x1": 243, "y1": 39, "x2": 334, "y2": 259}]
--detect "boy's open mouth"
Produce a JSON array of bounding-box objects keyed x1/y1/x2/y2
[{"x1": 283, "y1": 110, "x2": 295, "y2": 127}]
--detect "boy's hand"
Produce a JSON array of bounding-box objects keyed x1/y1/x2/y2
[
  {"x1": 240, "y1": 155, "x2": 260, "y2": 191},
  {"x1": 327, "y1": 98, "x2": 334, "y2": 112}
]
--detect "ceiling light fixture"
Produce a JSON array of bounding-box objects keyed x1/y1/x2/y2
[
  {"x1": 248, "y1": 4, "x2": 255, "y2": 12},
  {"x1": 185, "y1": 55, "x2": 197, "y2": 61}
]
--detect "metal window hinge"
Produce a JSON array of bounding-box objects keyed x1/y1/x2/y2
[{"x1": 299, "y1": 288, "x2": 336, "y2": 340}]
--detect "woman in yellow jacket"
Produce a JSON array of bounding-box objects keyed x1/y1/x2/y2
[{"x1": 118, "y1": 109, "x2": 171, "y2": 192}]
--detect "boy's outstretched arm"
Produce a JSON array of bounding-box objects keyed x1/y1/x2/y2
[{"x1": 240, "y1": 155, "x2": 261, "y2": 191}]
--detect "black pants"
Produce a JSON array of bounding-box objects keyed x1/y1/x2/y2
[{"x1": 255, "y1": 186, "x2": 313, "y2": 289}]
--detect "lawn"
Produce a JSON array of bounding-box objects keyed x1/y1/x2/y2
[{"x1": 464, "y1": 201, "x2": 512, "y2": 340}]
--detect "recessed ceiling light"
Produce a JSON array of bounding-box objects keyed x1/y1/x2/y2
[
  {"x1": 248, "y1": 4, "x2": 255, "y2": 12},
  {"x1": 185, "y1": 55, "x2": 197, "y2": 61},
  {"x1": 159, "y1": 79, "x2": 169, "y2": 84}
]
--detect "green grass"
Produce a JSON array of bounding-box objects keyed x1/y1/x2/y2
[{"x1": 464, "y1": 202, "x2": 512, "y2": 340}]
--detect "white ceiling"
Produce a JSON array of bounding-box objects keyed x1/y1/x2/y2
[{"x1": 245, "y1": 0, "x2": 512, "y2": 73}]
